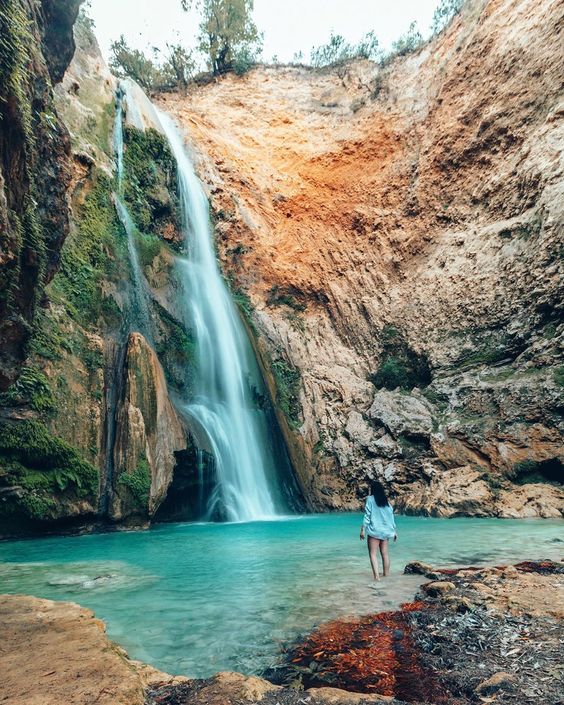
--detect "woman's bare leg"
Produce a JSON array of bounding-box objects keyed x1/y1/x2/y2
[
  {"x1": 367, "y1": 536, "x2": 381, "y2": 581},
  {"x1": 379, "y1": 539, "x2": 390, "y2": 576}
]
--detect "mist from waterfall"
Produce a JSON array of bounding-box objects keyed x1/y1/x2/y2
[{"x1": 158, "y1": 111, "x2": 293, "y2": 522}]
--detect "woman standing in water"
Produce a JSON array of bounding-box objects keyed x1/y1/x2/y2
[{"x1": 360, "y1": 480, "x2": 397, "y2": 585}]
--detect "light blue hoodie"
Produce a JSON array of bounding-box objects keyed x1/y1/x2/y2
[{"x1": 363, "y1": 495, "x2": 396, "y2": 539}]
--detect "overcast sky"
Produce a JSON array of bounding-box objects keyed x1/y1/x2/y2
[{"x1": 87, "y1": 0, "x2": 442, "y2": 65}]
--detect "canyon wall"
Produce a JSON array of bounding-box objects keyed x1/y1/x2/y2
[
  {"x1": 1, "y1": 0, "x2": 562, "y2": 534},
  {"x1": 157, "y1": 0, "x2": 563, "y2": 517},
  {"x1": 0, "y1": 8, "x2": 193, "y2": 536}
]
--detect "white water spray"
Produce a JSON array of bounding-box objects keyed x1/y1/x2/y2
[{"x1": 158, "y1": 112, "x2": 285, "y2": 522}]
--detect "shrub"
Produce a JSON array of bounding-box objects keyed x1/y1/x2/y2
[
  {"x1": 431, "y1": 0, "x2": 464, "y2": 36},
  {"x1": 232, "y1": 46, "x2": 259, "y2": 75},
  {"x1": 0, "y1": 420, "x2": 99, "y2": 520},
  {"x1": 0, "y1": 366, "x2": 56, "y2": 413},
  {"x1": 119, "y1": 457, "x2": 152, "y2": 508},
  {"x1": 381, "y1": 22, "x2": 424, "y2": 66},
  {"x1": 370, "y1": 325, "x2": 431, "y2": 390},
  {"x1": 310, "y1": 31, "x2": 380, "y2": 68},
  {"x1": 272, "y1": 358, "x2": 302, "y2": 429}
]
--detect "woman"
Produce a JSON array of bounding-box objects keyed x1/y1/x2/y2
[{"x1": 359, "y1": 480, "x2": 397, "y2": 585}]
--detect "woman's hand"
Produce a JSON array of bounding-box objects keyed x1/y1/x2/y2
[{"x1": 360, "y1": 527, "x2": 365, "y2": 541}]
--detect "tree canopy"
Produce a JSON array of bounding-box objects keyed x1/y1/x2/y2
[
  {"x1": 310, "y1": 31, "x2": 380, "y2": 68},
  {"x1": 182, "y1": 0, "x2": 262, "y2": 75},
  {"x1": 110, "y1": 36, "x2": 195, "y2": 93}
]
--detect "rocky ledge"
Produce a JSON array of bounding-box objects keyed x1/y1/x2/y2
[
  {"x1": 1, "y1": 560, "x2": 562, "y2": 705},
  {"x1": 266, "y1": 560, "x2": 564, "y2": 704}
]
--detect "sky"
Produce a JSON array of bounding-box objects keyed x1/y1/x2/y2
[{"x1": 87, "y1": 0, "x2": 442, "y2": 65}]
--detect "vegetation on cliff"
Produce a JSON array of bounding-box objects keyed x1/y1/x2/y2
[
  {"x1": 122, "y1": 126, "x2": 180, "y2": 241},
  {"x1": 370, "y1": 326, "x2": 432, "y2": 391},
  {"x1": 118, "y1": 455, "x2": 152, "y2": 509},
  {"x1": 0, "y1": 0, "x2": 79, "y2": 390},
  {"x1": 53, "y1": 172, "x2": 127, "y2": 328},
  {"x1": 0, "y1": 420, "x2": 99, "y2": 523}
]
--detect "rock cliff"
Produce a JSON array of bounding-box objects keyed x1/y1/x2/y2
[
  {"x1": 0, "y1": 0, "x2": 80, "y2": 390},
  {"x1": 157, "y1": 0, "x2": 564, "y2": 517},
  {"x1": 0, "y1": 9, "x2": 193, "y2": 536}
]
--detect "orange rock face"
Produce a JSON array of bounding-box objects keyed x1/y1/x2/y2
[{"x1": 156, "y1": 0, "x2": 563, "y2": 516}]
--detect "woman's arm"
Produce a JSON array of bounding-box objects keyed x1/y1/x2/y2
[
  {"x1": 390, "y1": 504, "x2": 397, "y2": 541},
  {"x1": 360, "y1": 497, "x2": 371, "y2": 540}
]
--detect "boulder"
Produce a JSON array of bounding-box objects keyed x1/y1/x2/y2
[
  {"x1": 421, "y1": 581, "x2": 456, "y2": 597},
  {"x1": 111, "y1": 333, "x2": 188, "y2": 520},
  {"x1": 404, "y1": 561, "x2": 437, "y2": 577},
  {"x1": 369, "y1": 389, "x2": 434, "y2": 439}
]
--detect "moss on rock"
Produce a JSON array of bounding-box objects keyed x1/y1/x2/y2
[
  {"x1": 370, "y1": 325, "x2": 432, "y2": 390},
  {"x1": 51, "y1": 172, "x2": 127, "y2": 327},
  {"x1": 272, "y1": 358, "x2": 302, "y2": 429},
  {"x1": 0, "y1": 420, "x2": 99, "y2": 522},
  {"x1": 122, "y1": 125, "x2": 180, "y2": 242},
  {"x1": 118, "y1": 456, "x2": 151, "y2": 509}
]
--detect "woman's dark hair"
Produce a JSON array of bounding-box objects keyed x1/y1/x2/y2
[{"x1": 370, "y1": 480, "x2": 389, "y2": 507}]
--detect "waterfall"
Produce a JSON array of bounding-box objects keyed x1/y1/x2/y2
[
  {"x1": 113, "y1": 88, "x2": 153, "y2": 340},
  {"x1": 158, "y1": 112, "x2": 293, "y2": 522}
]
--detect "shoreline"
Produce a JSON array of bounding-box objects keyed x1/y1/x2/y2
[
  {"x1": 2, "y1": 510, "x2": 563, "y2": 543},
  {"x1": 1, "y1": 559, "x2": 562, "y2": 705}
]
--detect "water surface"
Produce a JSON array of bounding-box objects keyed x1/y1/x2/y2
[{"x1": 1, "y1": 514, "x2": 562, "y2": 677}]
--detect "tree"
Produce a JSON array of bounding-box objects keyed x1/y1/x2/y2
[
  {"x1": 182, "y1": 0, "x2": 262, "y2": 75},
  {"x1": 310, "y1": 31, "x2": 380, "y2": 68},
  {"x1": 431, "y1": 0, "x2": 464, "y2": 35},
  {"x1": 389, "y1": 21, "x2": 423, "y2": 57},
  {"x1": 110, "y1": 35, "x2": 162, "y2": 92},
  {"x1": 110, "y1": 36, "x2": 195, "y2": 93},
  {"x1": 162, "y1": 43, "x2": 195, "y2": 92}
]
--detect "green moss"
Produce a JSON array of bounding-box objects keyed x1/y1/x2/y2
[
  {"x1": 553, "y1": 366, "x2": 564, "y2": 387},
  {"x1": 51, "y1": 172, "x2": 126, "y2": 326},
  {"x1": 459, "y1": 347, "x2": 509, "y2": 368},
  {"x1": 155, "y1": 307, "x2": 196, "y2": 364},
  {"x1": 122, "y1": 125, "x2": 179, "y2": 237},
  {"x1": 272, "y1": 358, "x2": 302, "y2": 429},
  {"x1": 370, "y1": 326, "x2": 431, "y2": 391},
  {"x1": 28, "y1": 310, "x2": 69, "y2": 360},
  {"x1": 119, "y1": 456, "x2": 151, "y2": 508},
  {"x1": 313, "y1": 439, "x2": 326, "y2": 457},
  {"x1": 232, "y1": 289, "x2": 257, "y2": 334},
  {"x1": 135, "y1": 230, "x2": 163, "y2": 267},
  {"x1": 0, "y1": 420, "x2": 99, "y2": 520},
  {"x1": 421, "y1": 388, "x2": 449, "y2": 411},
  {"x1": 153, "y1": 303, "x2": 196, "y2": 393},
  {"x1": 0, "y1": 365, "x2": 56, "y2": 413},
  {"x1": 0, "y1": 2, "x2": 46, "y2": 304}
]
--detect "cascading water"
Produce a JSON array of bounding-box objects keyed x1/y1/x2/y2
[
  {"x1": 158, "y1": 112, "x2": 296, "y2": 522},
  {"x1": 113, "y1": 88, "x2": 153, "y2": 339}
]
